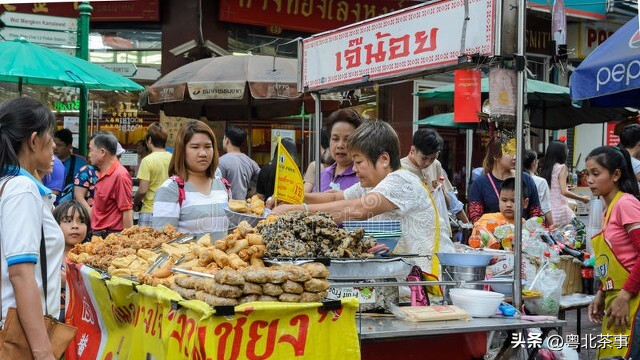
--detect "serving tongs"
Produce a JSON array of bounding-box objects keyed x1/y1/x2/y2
[
  {"x1": 145, "y1": 252, "x2": 170, "y2": 275},
  {"x1": 151, "y1": 234, "x2": 196, "y2": 253},
  {"x1": 171, "y1": 267, "x2": 215, "y2": 279}
]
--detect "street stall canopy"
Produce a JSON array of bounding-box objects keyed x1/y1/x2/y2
[
  {"x1": 415, "y1": 112, "x2": 477, "y2": 129},
  {"x1": 0, "y1": 39, "x2": 143, "y2": 92},
  {"x1": 416, "y1": 78, "x2": 633, "y2": 129},
  {"x1": 142, "y1": 54, "x2": 303, "y2": 120},
  {"x1": 570, "y1": 16, "x2": 640, "y2": 107}
]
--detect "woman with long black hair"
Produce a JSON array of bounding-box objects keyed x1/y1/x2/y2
[{"x1": 0, "y1": 97, "x2": 65, "y2": 360}]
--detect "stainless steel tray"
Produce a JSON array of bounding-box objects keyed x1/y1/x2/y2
[{"x1": 328, "y1": 257, "x2": 413, "y2": 280}]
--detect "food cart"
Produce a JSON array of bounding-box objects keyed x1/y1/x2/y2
[{"x1": 298, "y1": 0, "x2": 565, "y2": 358}]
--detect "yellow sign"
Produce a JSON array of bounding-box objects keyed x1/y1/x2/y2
[
  {"x1": 274, "y1": 137, "x2": 304, "y2": 204},
  {"x1": 66, "y1": 264, "x2": 361, "y2": 360}
]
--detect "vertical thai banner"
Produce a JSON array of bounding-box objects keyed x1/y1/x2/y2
[
  {"x1": 274, "y1": 137, "x2": 304, "y2": 204},
  {"x1": 453, "y1": 69, "x2": 481, "y2": 123},
  {"x1": 606, "y1": 122, "x2": 620, "y2": 146},
  {"x1": 489, "y1": 68, "x2": 517, "y2": 117}
]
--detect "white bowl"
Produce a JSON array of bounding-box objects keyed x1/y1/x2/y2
[{"x1": 449, "y1": 289, "x2": 504, "y2": 317}]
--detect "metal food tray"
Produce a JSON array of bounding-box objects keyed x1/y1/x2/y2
[{"x1": 264, "y1": 257, "x2": 414, "y2": 280}]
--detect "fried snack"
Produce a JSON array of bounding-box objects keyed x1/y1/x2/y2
[
  {"x1": 137, "y1": 249, "x2": 159, "y2": 263},
  {"x1": 162, "y1": 243, "x2": 191, "y2": 258},
  {"x1": 250, "y1": 195, "x2": 265, "y2": 216},
  {"x1": 211, "y1": 249, "x2": 231, "y2": 268},
  {"x1": 172, "y1": 284, "x2": 197, "y2": 300},
  {"x1": 237, "y1": 221, "x2": 253, "y2": 237},
  {"x1": 302, "y1": 262, "x2": 330, "y2": 278},
  {"x1": 197, "y1": 233, "x2": 212, "y2": 245},
  {"x1": 191, "y1": 277, "x2": 212, "y2": 291},
  {"x1": 195, "y1": 291, "x2": 239, "y2": 306},
  {"x1": 304, "y1": 278, "x2": 330, "y2": 292},
  {"x1": 300, "y1": 292, "x2": 324, "y2": 303},
  {"x1": 214, "y1": 240, "x2": 227, "y2": 252},
  {"x1": 239, "y1": 294, "x2": 260, "y2": 304},
  {"x1": 250, "y1": 256, "x2": 264, "y2": 267},
  {"x1": 258, "y1": 295, "x2": 278, "y2": 302},
  {"x1": 241, "y1": 266, "x2": 268, "y2": 283},
  {"x1": 228, "y1": 254, "x2": 248, "y2": 270},
  {"x1": 227, "y1": 239, "x2": 249, "y2": 255},
  {"x1": 266, "y1": 269, "x2": 288, "y2": 284},
  {"x1": 279, "y1": 293, "x2": 301, "y2": 303},
  {"x1": 246, "y1": 234, "x2": 264, "y2": 246},
  {"x1": 237, "y1": 249, "x2": 251, "y2": 262},
  {"x1": 111, "y1": 268, "x2": 134, "y2": 277},
  {"x1": 211, "y1": 284, "x2": 243, "y2": 298},
  {"x1": 249, "y1": 245, "x2": 266, "y2": 258},
  {"x1": 229, "y1": 200, "x2": 250, "y2": 213},
  {"x1": 280, "y1": 265, "x2": 312, "y2": 282},
  {"x1": 242, "y1": 282, "x2": 263, "y2": 295},
  {"x1": 151, "y1": 266, "x2": 172, "y2": 279},
  {"x1": 281, "y1": 280, "x2": 304, "y2": 294},
  {"x1": 111, "y1": 254, "x2": 137, "y2": 268},
  {"x1": 262, "y1": 283, "x2": 284, "y2": 297},
  {"x1": 175, "y1": 275, "x2": 195, "y2": 289},
  {"x1": 215, "y1": 269, "x2": 245, "y2": 286}
]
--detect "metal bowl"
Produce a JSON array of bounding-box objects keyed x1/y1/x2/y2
[{"x1": 435, "y1": 252, "x2": 494, "y2": 267}]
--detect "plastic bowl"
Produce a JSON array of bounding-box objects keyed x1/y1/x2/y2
[
  {"x1": 342, "y1": 220, "x2": 401, "y2": 233},
  {"x1": 435, "y1": 252, "x2": 494, "y2": 267},
  {"x1": 449, "y1": 288, "x2": 504, "y2": 317},
  {"x1": 224, "y1": 208, "x2": 268, "y2": 228},
  {"x1": 489, "y1": 278, "x2": 524, "y2": 297}
]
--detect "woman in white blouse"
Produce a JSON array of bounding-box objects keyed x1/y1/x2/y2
[
  {"x1": 272, "y1": 120, "x2": 453, "y2": 271},
  {"x1": 153, "y1": 120, "x2": 229, "y2": 234}
]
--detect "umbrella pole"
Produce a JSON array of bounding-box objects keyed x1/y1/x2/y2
[
  {"x1": 312, "y1": 92, "x2": 322, "y2": 192},
  {"x1": 18, "y1": 78, "x2": 23, "y2": 96},
  {"x1": 465, "y1": 129, "x2": 473, "y2": 198}
]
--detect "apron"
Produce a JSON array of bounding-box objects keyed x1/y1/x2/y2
[
  {"x1": 422, "y1": 182, "x2": 443, "y2": 297},
  {"x1": 592, "y1": 191, "x2": 640, "y2": 359}
]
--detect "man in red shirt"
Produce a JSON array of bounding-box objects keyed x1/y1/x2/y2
[{"x1": 89, "y1": 132, "x2": 133, "y2": 235}]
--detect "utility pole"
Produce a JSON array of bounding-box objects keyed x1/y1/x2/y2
[{"x1": 77, "y1": 2, "x2": 92, "y2": 157}]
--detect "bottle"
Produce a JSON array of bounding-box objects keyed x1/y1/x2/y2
[
  {"x1": 571, "y1": 170, "x2": 578, "y2": 187},
  {"x1": 524, "y1": 217, "x2": 544, "y2": 232},
  {"x1": 581, "y1": 253, "x2": 594, "y2": 294}
]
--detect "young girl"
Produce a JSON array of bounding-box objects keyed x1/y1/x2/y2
[
  {"x1": 541, "y1": 140, "x2": 590, "y2": 225},
  {"x1": 586, "y1": 146, "x2": 640, "y2": 359},
  {"x1": 52, "y1": 201, "x2": 90, "y2": 322}
]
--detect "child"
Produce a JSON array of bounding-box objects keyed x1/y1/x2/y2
[
  {"x1": 474, "y1": 177, "x2": 529, "y2": 229},
  {"x1": 52, "y1": 200, "x2": 90, "y2": 322}
]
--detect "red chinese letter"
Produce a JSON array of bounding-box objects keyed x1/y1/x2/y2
[
  {"x1": 278, "y1": 315, "x2": 309, "y2": 356},
  {"x1": 414, "y1": 28, "x2": 439, "y2": 54}
]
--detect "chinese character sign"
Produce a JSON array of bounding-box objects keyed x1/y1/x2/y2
[
  {"x1": 302, "y1": 0, "x2": 496, "y2": 91},
  {"x1": 274, "y1": 137, "x2": 304, "y2": 205},
  {"x1": 454, "y1": 69, "x2": 481, "y2": 123}
]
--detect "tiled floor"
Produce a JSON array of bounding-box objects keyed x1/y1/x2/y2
[{"x1": 562, "y1": 308, "x2": 601, "y2": 359}]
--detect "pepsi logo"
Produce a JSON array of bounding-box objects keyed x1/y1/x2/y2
[{"x1": 629, "y1": 29, "x2": 640, "y2": 48}]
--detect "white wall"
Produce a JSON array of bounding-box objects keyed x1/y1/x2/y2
[{"x1": 573, "y1": 123, "x2": 606, "y2": 169}]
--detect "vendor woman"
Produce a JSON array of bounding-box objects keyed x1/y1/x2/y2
[{"x1": 271, "y1": 120, "x2": 454, "y2": 271}]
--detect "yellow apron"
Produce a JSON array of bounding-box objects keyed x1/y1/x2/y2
[
  {"x1": 592, "y1": 191, "x2": 640, "y2": 359},
  {"x1": 423, "y1": 183, "x2": 443, "y2": 297}
]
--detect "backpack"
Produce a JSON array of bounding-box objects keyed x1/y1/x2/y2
[{"x1": 57, "y1": 156, "x2": 77, "y2": 204}]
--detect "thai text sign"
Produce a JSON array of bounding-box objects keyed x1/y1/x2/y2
[
  {"x1": 65, "y1": 263, "x2": 359, "y2": 360},
  {"x1": 302, "y1": 0, "x2": 495, "y2": 91}
]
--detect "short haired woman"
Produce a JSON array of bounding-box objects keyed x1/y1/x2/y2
[
  {"x1": 153, "y1": 120, "x2": 229, "y2": 234},
  {"x1": 0, "y1": 97, "x2": 65, "y2": 360},
  {"x1": 271, "y1": 120, "x2": 453, "y2": 271}
]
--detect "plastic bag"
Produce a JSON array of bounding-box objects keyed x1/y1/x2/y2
[{"x1": 525, "y1": 267, "x2": 566, "y2": 316}]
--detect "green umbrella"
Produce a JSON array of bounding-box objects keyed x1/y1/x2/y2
[
  {"x1": 0, "y1": 39, "x2": 143, "y2": 92},
  {"x1": 414, "y1": 112, "x2": 477, "y2": 129},
  {"x1": 415, "y1": 78, "x2": 631, "y2": 129}
]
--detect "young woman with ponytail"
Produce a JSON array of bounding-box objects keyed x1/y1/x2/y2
[{"x1": 586, "y1": 146, "x2": 640, "y2": 359}]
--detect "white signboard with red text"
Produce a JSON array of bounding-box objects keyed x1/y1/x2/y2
[{"x1": 302, "y1": 0, "x2": 496, "y2": 91}]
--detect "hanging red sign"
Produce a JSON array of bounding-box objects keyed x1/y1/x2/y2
[
  {"x1": 454, "y1": 69, "x2": 482, "y2": 123},
  {"x1": 606, "y1": 122, "x2": 620, "y2": 146}
]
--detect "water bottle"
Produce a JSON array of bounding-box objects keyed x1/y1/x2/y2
[
  {"x1": 571, "y1": 171, "x2": 578, "y2": 187},
  {"x1": 581, "y1": 253, "x2": 594, "y2": 294},
  {"x1": 524, "y1": 217, "x2": 544, "y2": 232}
]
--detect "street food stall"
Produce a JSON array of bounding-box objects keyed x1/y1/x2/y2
[{"x1": 62, "y1": 1, "x2": 571, "y2": 359}]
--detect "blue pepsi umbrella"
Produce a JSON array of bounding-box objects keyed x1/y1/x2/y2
[{"x1": 570, "y1": 16, "x2": 640, "y2": 107}]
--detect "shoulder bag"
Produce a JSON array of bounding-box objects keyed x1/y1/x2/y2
[{"x1": 0, "y1": 176, "x2": 78, "y2": 360}]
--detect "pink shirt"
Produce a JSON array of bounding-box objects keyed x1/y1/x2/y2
[{"x1": 603, "y1": 193, "x2": 640, "y2": 271}]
